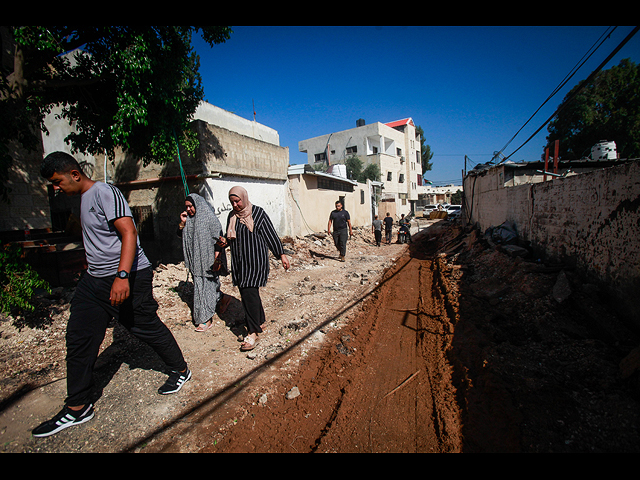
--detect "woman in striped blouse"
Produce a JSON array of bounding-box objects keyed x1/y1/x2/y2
[{"x1": 219, "y1": 186, "x2": 290, "y2": 351}]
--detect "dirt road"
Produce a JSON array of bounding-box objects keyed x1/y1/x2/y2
[
  {"x1": 148, "y1": 232, "x2": 462, "y2": 453},
  {"x1": 3, "y1": 220, "x2": 459, "y2": 453}
]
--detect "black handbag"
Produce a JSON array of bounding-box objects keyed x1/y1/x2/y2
[{"x1": 211, "y1": 255, "x2": 229, "y2": 276}]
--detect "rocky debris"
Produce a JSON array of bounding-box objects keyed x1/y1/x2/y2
[
  {"x1": 285, "y1": 386, "x2": 300, "y2": 400},
  {"x1": 441, "y1": 224, "x2": 640, "y2": 452}
]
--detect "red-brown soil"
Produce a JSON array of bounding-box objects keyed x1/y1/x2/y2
[
  {"x1": 169, "y1": 233, "x2": 462, "y2": 453},
  {"x1": 2, "y1": 220, "x2": 640, "y2": 453}
]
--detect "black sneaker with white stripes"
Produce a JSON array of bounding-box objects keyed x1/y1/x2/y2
[
  {"x1": 32, "y1": 404, "x2": 95, "y2": 437},
  {"x1": 158, "y1": 368, "x2": 191, "y2": 395}
]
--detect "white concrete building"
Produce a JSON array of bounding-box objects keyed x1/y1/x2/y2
[
  {"x1": 420, "y1": 184, "x2": 464, "y2": 207},
  {"x1": 298, "y1": 118, "x2": 425, "y2": 219}
]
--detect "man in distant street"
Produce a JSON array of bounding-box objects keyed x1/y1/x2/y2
[
  {"x1": 327, "y1": 200, "x2": 352, "y2": 262},
  {"x1": 398, "y1": 213, "x2": 412, "y2": 243},
  {"x1": 372, "y1": 215, "x2": 383, "y2": 247},
  {"x1": 383, "y1": 212, "x2": 394, "y2": 244}
]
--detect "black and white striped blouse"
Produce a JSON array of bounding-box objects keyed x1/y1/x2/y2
[{"x1": 225, "y1": 205, "x2": 284, "y2": 288}]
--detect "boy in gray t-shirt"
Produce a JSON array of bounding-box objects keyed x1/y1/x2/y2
[
  {"x1": 32, "y1": 151, "x2": 190, "y2": 438},
  {"x1": 80, "y1": 181, "x2": 150, "y2": 277}
]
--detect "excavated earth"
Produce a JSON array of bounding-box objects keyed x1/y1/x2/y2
[{"x1": 1, "y1": 219, "x2": 640, "y2": 453}]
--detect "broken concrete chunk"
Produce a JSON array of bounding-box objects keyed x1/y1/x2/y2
[
  {"x1": 501, "y1": 244, "x2": 529, "y2": 258},
  {"x1": 286, "y1": 386, "x2": 300, "y2": 400},
  {"x1": 552, "y1": 270, "x2": 572, "y2": 303}
]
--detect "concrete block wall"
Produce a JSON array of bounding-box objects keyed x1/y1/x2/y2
[
  {"x1": 194, "y1": 102, "x2": 280, "y2": 146},
  {"x1": 111, "y1": 121, "x2": 291, "y2": 265},
  {"x1": 200, "y1": 176, "x2": 290, "y2": 238},
  {"x1": 0, "y1": 106, "x2": 97, "y2": 232},
  {"x1": 465, "y1": 160, "x2": 640, "y2": 329},
  {"x1": 195, "y1": 121, "x2": 288, "y2": 181},
  {"x1": 287, "y1": 173, "x2": 373, "y2": 236}
]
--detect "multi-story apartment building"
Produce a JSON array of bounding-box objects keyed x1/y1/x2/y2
[{"x1": 298, "y1": 118, "x2": 425, "y2": 217}]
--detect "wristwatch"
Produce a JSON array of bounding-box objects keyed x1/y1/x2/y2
[{"x1": 116, "y1": 270, "x2": 129, "y2": 279}]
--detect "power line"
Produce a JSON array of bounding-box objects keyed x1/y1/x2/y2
[
  {"x1": 432, "y1": 153, "x2": 493, "y2": 156},
  {"x1": 503, "y1": 25, "x2": 640, "y2": 162},
  {"x1": 496, "y1": 26, "x2": 617, "y2": 161}
]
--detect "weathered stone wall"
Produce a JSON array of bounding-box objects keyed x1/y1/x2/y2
[{"x1": 465, "y1": 160, "x2": 640, "y2": 330}]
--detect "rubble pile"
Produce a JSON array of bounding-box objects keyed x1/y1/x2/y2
[{"x1": 439, "y1": 224, "x2": 640, "y2": 452}]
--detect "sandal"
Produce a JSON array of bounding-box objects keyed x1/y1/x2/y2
[
  {"x1": 195, "y1": 321, "x2": 213, "y2": 332},
  {"x1": 240, "y1": 334, "x2": 258, "y2": 351}
]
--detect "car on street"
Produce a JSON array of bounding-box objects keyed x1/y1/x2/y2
[
  {"x1": 446, "y1": 205, "x2": 462, "y2": 220},
  {"x1": 422, "y1": 205, "x2": 438, "y2": 217}
]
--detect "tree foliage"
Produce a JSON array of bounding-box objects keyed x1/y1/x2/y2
[
  {"x1": 362, "y1": 162, "x2": 381, "y2": 183},
  {"x1": 0, "y1": 243, "x2": 50, "y2": 315},
  {"x1": 345, "y1": 155, "x2": 362, "y2": 180},
  {"x1": 345, "y1": 155, "x2": 381, "y2": 183},
  {"x1": 416, "y1": 125, "x2": 433, "y2": 172},
  {"x1": 0, "y1": 26, "x2": 232, "y2": 200},
  {"x1": 546, "y1": 58, "x2": 640, "y2": 160}
]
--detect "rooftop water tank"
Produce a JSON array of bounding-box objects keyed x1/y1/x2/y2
[
  {"x1": 328, "y1": 164, "x2": 347, "y2": 179},
  {"x1": 591, "y1": 140, "x2": 617, "y2": 161}
]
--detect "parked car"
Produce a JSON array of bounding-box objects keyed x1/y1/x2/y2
[
  {"x1": 422, "y1": 205, "x2": 438, "y2": 217},
  {"x1": 446, "y1": 205, "x2": 462, "y2": 220}
]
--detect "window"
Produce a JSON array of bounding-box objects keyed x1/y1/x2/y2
[
  {"x1": 131, "y1": 205, "x2": 154, "y2": 240},
  {"x1": 387, "y1": 172, "x2": 392, "y2": 181},
  {"x1": 360, "y1": 189, "x2": 365, "y2": 204},
  {"x1": 399, "y1": 173, "x2": 405, "y2": 183},
  {"x1": 315, "y1": 152, "x2": 327, "y2": 162},
  {"x1": 318, "y1": 177, "x2": 352, "y2": 192},
  {"x1": 346, "y1": 146, "x2": 357, "y2": 154}
]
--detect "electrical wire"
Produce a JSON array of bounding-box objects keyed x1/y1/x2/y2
[
  {"x1": 495, "y1": 26, "x2": 617, "y2": 161},
  {"x1": 503, "y1": 25, "x2": 639, "y2": 162}
]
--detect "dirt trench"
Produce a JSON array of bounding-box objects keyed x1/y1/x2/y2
[{"x1": 140, "y1": 231, "x2": 463, "y2": 453}]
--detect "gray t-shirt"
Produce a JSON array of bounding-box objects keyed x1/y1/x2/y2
[
  {"x1": 372, "y1": 219, "x2": 383, "y2": 231},
  {"x1": 80, "y1": 182, "x2": 150, "y2": 277}
]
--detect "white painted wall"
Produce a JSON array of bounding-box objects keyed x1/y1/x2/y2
[{"x1": 199, "y1": 176, "x2": 291, "y2": 237}]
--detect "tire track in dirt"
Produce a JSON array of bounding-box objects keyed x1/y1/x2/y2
[
  {"x1": 310, "y1": 255, "x2": 428, "y2": 452},
  {"x1": 415, "y1": 254, "x2": 463, "y2": 452},
  {"x1": 189, "y1": 235, "x2": 463, "y2": 453}
]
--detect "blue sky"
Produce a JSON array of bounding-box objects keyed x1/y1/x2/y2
[{"x1": 193, "y1": 26, "x2": 640, "y2": 186}]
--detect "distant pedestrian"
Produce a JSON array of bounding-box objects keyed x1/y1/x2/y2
[
  {"x1": 372, "y1": 215, "x2": 383, "y2": 247},
  {"x1": 398, "y1": 213, "x2": 412, "y2": 243},
  {"x1": 327, "y1": 200, "x2": 352, "y2": 262},
  {"x1": 383, "y1": 212, "x2": 394, "y2": 244},
  {"x1": 32, "y1": 152, "x2": 190, "y2": 438},
  {"x1": 218, "y1": 186, "x2": 290, "y2": 351}
]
